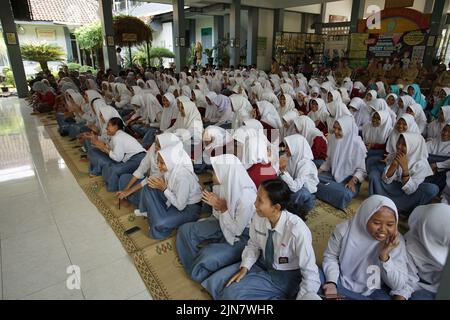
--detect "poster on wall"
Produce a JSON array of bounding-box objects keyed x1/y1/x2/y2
[{"x1": 366, "y1": 29, "x2": 428, "y2": 63}]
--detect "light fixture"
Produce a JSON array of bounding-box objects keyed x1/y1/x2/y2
[{"x1": 17, "y1": 24, "x2": 25, "y2": 35}]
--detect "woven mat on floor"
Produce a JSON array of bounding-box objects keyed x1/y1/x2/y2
[{"x1": 45, "y1": 122, "x2": 404, "y2": 299}]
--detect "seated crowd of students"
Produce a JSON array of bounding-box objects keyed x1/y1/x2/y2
[{"x1": 27, "y1": 63, "x2": 450, "y2": 300}]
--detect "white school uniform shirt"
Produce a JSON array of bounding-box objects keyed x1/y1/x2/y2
[
  {"x1": 323, "y1": 195, "x2": 409, "y2": 296},
  {"x1": 282, "y1": 134, "x2": 319, "y2": 193},
  {"x1": 400, "y1": 204, "x2": 450, "y2": 297},
  {"x1": 158, "y1": 144, "x2": 202, "y2": 211},
  {"x1": 241, "y1": 210, "x2": 321, "y2": 299},
  {"x1": 166, "y1": 98, "x2": 203, "y2": 145},
  {"x1": 386, "y1": 114, "x2": 421, "y2": 154},
  {"x1": 383, "y1": 132, "x2": 433, "y2": 194},
  {"x1": 108, "y1": 130, "x2": 145, "y2": 163},
  {"x1": 325, "y1": 90, "x2": 352, "y2": 132},
  {"x1": 319, "y1": 115, "x2": 367, "y2": 183},
  {"x1": 427, "y1": 136, "x2": 450, "y2": 170},
  {"x1": 115, "y1": 83, "x2": 132, "y2": 109},
  {"x1": 210, "y1": 155, "x2": 257, "y2": 245}
]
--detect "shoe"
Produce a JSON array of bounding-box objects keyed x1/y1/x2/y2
[
  {"x1": 81, "y1": 146, "x2": 87, "y2": 153},
  {"x1": 134, "y1": 209, "x2": 147, "y2": 217}
]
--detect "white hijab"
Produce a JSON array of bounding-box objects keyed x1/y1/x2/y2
[
  {"x1": 279, "y1": 93, "x2": 296, "y2": 118},
  {"x1": 307, "y1": 97, "x2": 328, "y2": 123},
  {"x1": 210, "y1": 154, "x2": 257, "y2": 223},
  {"x1": 293, "y1": 115, "x2": 326, "y2": 147},
  {"x1": 362, "y1": 111, "x2": 393, "y2": 145},
  {"x1": 406, "y1": 103, "x2": 428, "y2": 134},
  {"x1": 348, "y1": 97, "x2": 371, "y2": 129},
  {"x1": 405, "y1": 203, "x2": 450, "y2": 293},
  {"x1": 386, "y1": 114, "x2": 421, "y2": 154},
  {"x1": 158, "y1": 143, "x2": 197, "y2": 191},
  {"x1": 284, "y1": 134, "x2": 316, "y2": 178},
  {"x1": 336, "y1": 195, "x2": 408, "y2": 295},
  {"x1": 256, "y1": 100, "x2": 282, "y2": 129},
  {"x1": 229, "y1": 94, "x2": 253, "y2": 129},
  {"x1": 326, "y1": 90, "x2": 352, "y2": 131},
  {"x1": 327, "y1": 115, "x2": 367, "y2": 183},
  {"x1": 160, "y1": 92, "x2": 178, "y2": 131},
  {"x1": 203, "y1": 125, "x2": 233, "y2": 163},
  {"x1": 427, "y1": 125, "x2": 450, "y2": 155}
]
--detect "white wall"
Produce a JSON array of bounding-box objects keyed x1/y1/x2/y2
[
  {"x1": 284, "y1": 11, "x2": 302, "y2": 32},
  {"x1": 195, "y1": 16, "x2": 214, "y2": 47},
  {"x1": 17, "y1": 24, "x2": 68, "y2": 74},
  {"x1": 288, "y1": 4, "x2": 321, "y2": 14},
  {"x1": 324, "y1": 0, "x2": 353, "y2": 23},
  {"x1": 151, "y1": 22, "x2": 173, "y2": 67},
  {"x1": 257, "y1": 9, "x2": 274, "y2": 71}
]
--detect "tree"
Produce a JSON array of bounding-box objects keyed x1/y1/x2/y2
[
  {"x1": 149, "y1": 47, "x2": 175, "y2": 68},
  {"x1": 131, "y1": 46, "x2": 175, "y2": 68},
  {"x1": 74, "y1": 22, "x2": 103, "y2": 68},
  {"x1": 21, "y1": 42, "x2": 65, "y2": 72}
]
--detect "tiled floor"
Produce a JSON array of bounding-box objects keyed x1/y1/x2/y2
[{"x1": 0, "y1": 97, "x2": 152, "y2": 300}]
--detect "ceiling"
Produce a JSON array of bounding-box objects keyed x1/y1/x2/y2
[{"x1": 133, "y1": 0, "x2": 335, "y2": 10}]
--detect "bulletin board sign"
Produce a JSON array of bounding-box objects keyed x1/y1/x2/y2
[
  {"x1": 5, "y1": 32, "x2": 17, "y2": 45},
  {"x1": 36, "y1": 28, "x2": 56, "y2": 41}
]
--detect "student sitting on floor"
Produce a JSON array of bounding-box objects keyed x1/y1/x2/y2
[
  {"x1": 229, "y1": 94, "x2": 253, "y2": 130},
  {"x1": 405, "y1": 103, "x2": 427, "y2": 135},
  {"x1": 142, "y1": 92, "x2": 179, "y2": 148},
  {"x1": 232, "y1": 127, "x2": 277, "y2": 188},
  {"x1": 90, "y1": 117, "x2": 146, "y2": 192},
  {"x1": 281, "y1": 110, "x2": 299, "y2": 140},
  {"x1": 30, "y1": 81, "x2": 56, "y2": 114},
  {"x1": 401, "y1": 204, "x2": 450, "y2": 300},
  {"x1": 363, "y1": 110, "x2": 393, "y2": 173},
  {"x1": 293, "y1": 116, "x2": 328, "y2": 168},
  {"x1": 321, "y1": 195, "x2": 409, "y2": 300},
  {"x1": 369, "y1": 133, "x2": 439, "y2": 215},
  {"x1": 279, "y1": 134, "x2": 319, "y2": 216},
  {"x1": 254, "y1": 100, "x2": 283, "y2": 142},
  {"x1": 138, "y1": 143, "x2": 202, "y2": 239},
  {"x1": 202, "y1": 178, "x2": 321, "y2": 300},
  {"x1": 117, "y1": 132, "x2": 180, "y2": 208},
  {"x1": 202, "y1": 125, "x2": 234, "y2": 169},
  {"x1": 426, "y1": 106, "x2": 450, "y2": 140},
  {"x1": 306, "y1": 97, "x2": 329, "y2": 135},
  {"x1": 176, "y1": 154, "x2": 257, "y2": 283},
  {"x1": 348, "y1": 97, "x2": 371, "y2": 132},
  {"x1": 426, "y1": 119, "x2": 450, "y2": 191},
  {"x1": 325, "y1": 90, "x2": 352, "y2": 133},
  {"x1": 316, "y1": 115, "x2": 367, "y2": 210}
]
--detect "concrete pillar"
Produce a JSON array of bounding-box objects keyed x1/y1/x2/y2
[
  {"x1": 424, "y1": 0, "x2": 450, "y2": 68},
  {"x1": 213, "y1": 15, "x2": 224, "y2": 45},
  {"x1": 229, "y1": 0, "x2": 241, "y2": 67},
  {"x1": 247, "y1": 8, "x2": 258, "y2": 66},
  {"x1": 98, "y1": 0, "x2": 118, "y2": 74},
  {"x1": 0, "y1": 0, "x2": 28, "y2": 98},
  {"x1": 349, "y1": 0, "x2": 365, "y2": 34},
  {"x1": 272, "y1": 9, "x2": 284, "y2": 56},
  {"x1": 301, "y1": 13, "x2": 308, "y2": 33},
  {"x1": 315, "y1": 3, "x2": 327, "y2": 34},
  {"x1": 188, "y1": 18, "x2": 196, "y2": 48},
  {"x1": 63, "y1": 27, "x2": 73, "y2": 62},
  {"x1": 172, "y1": 0, "x2": 186, "y2": 73},
  {"x1": 424, "y1": 0, "x2": 435, "y2": 14}
]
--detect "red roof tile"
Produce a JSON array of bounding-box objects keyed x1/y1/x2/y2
[{"x1": 29, "y1": 0, "x2": 99, "y2": 25}]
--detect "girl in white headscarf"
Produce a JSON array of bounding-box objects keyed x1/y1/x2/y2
[
  {"x1": 281, "y1": 110, "x2": 299, "y2": 140},
  {"x1": 342, "y1": 77, "x2": 353, "y2": 95},
  {"x1": 369, "y1": 99, "x2": 397, "y2": 128},
  {"x1": 181, "y1": 85, "x2": 192, "y2": 98},
  {"x1": 386, "y1": 93, "x2": 402, "y2": 118},
  {"x1": 229, "y1": 94, "x2": 253, "y2": 129},
  {"x1": 202, "y1": 125, "x2": 234, "y2": 166},
  {"x1": 254, "y1": 100, "x2": 282, "y2": 143},
  {"x1": 232, "y1": 128, "x2": 277, "y2": 187},
  {"x1": 176, "y1": 154, "x2": 257, "y2": 284},
  {"x1": 166, "y1": 97, "x2": 204, "y2": 149},
  {"x1": 211, "y1": 94, "x2": 234, "y2": 128},
  {"x1": 352, "y1": 81, "x2": 366, "y2": 99},
  {"x1": 362, "y1": 110, "x2": 394, "y2": 153},
  {"x1": 376, "y1": 81, "x2": 387, "y2": 99},
  {"x1": 425, "y1": 116, "x2": 450, "y2": 191},
  {"x1": 325, "y1": 90, "x2": 352, "y2": 133},
  {"x1": 159, "y1": 92, "x2": 179, "y2": 131},
  {"x1": 317, "y1": 115, "x2": 367, "y2": 209},
  {"x1": 365, "y1": 90, "x2": 378, "y2": 107},
  {"x1": 339, "y1": 87, "x2": 351, "y2": 105},
  {"x1": 101, "y1": 81, "x2": 114, "y2": 105},
  {"x1": 402, "y1": 203, "x2": 450, "y2": 300},
  {"x1": 204, "y1": 91, "x2": 221, "y2": 124},
  {"x1": 114, "y1": 83, "x2": 133, "y2": 111},
  {"x1": 307, "y1": 97, "x2": 329, "y2": 135},
  {"x1": 369, "y1": 133, "x2": 439, "y2": 214},
  {"x1": 426, "y1": 106, "x2": 450, "y2": 140},
  {"x1": 280, "y1": 83, "x2": 296, "y2": 99},
  {"x1": 405, "y1": 103, "x2": 427, "y2": 134},
  {"x1": 117, "y1": 133, "x2": 181, "y2": 208},
  {"x1": 146, "y1": 79, "x2": 161, "y2": 96},
  {"x1": 279, "y1": 134, "x2": 319, "y2": 215},
  {"x1": 398, "y1": 95, "x2": 416, "y2": 119},
  {"x1": 322, "y1": 195, "x2": 409, "y2": 300},
  {"x1": 139, "y1": 143, "x2": 202, "y2": 239},
  {"x1": 261, "y1": 91, "x2": 280, "y2": 110},
  {"x1": 278, "y1": 93, "x2": 296, "y2": 120},
  {"x1": 348, "y1": 97, "x2": 371, "y2": 131},
  {"x1": 293, "y1": 116, "x2": 328, "y2": 167}
]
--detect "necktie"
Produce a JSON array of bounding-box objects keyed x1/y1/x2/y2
[{"x1": 265, "y1": 229, "x2": 275, "y2": 271}]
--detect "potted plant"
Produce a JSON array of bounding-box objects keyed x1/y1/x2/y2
[{"x1": 204, "y1": 48, "x2": 214, "y2": 66}]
